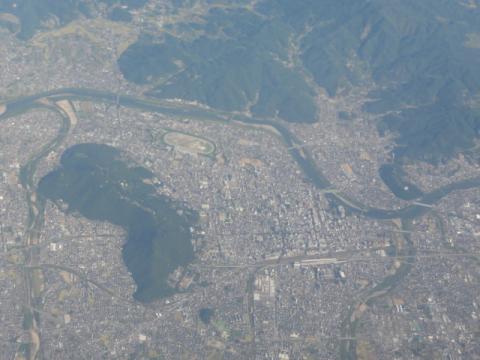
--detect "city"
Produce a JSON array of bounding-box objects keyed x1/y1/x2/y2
[{"x1": 0, "y1": 1, "x2": 479, "y2": 359}]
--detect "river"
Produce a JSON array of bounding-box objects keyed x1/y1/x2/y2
[{"x1": 1, "y1": 88, "x2": 479, "y2": 360}]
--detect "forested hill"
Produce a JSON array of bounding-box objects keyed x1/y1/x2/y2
[
  {"x1": 2, "y1": 0, "x2": 479, "y2": 163},
  {"x1": 0, "y1": 0, "x2": 145, "y2": 39},
  {"x1": 118, "y1": 0, "x2": 480, "y2": 162}
]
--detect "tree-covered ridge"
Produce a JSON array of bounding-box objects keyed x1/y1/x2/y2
[
  {"x1": 3, "y1": 0, "x2": 479, "y2": 162},
  {"x1": 118, "y1": 8, "x2": 318, "y2": 123},
  {"x1": 38, "y1": 143, "x2": 197, "y2": 302},
  {"x1": 264, "y1": 0, "x2": 480, "y2": 162},
  {"x1": 0, "y1": 0, "x2": 145, "y2": 39},
  {"x1": 119, "y1": 0, "x2": 480, "y2": 162}
]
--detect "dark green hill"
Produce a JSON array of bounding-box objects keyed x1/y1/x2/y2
[
  {"x1": 38, "y1": 143, "x2": 198, "y2": 302},
  {"x1": 118, "y1": 0, "x2": 480, "y2": 162},
  {"x1": 262, "y1": 0, "x2": 480, "y2": 162},
  {"x1": 0, "y1": 0, "x2": 90, "y2": 39},
  {"x1": 0, "y1": 0, "x2": 145, "y2": 39},
  {"x1": 118, "y1": 9, "x2": 318, "y2": 123},
  {"x1": 4, "y1": 0, "x2": 478, "y2": 162}
]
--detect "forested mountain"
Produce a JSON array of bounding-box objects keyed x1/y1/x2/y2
[
  {"x1": 117, "y1": 0, "x2": 480, "y2": 162},
  {"x1": 0, "y1": 0, "x2": 145, "y2": 38},
  {"x1": 3, "y1": 0, "x2": 479, "y2": 162}
]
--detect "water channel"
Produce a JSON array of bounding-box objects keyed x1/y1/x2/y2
[{"x1": 2, "y1": 88, "x2": 479, "y2": 359}]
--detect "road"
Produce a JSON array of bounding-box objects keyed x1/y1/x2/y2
[{"x1": 2, "y1": 88, "x2": 480, "y2": 359}]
